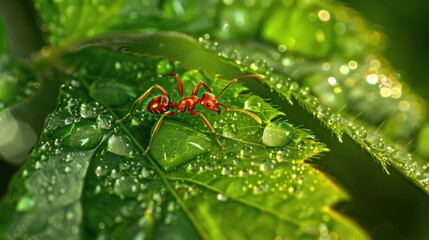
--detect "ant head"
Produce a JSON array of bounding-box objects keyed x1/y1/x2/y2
[{"x1": 200, "y1": 93, "x2": 221, "y2": 115}]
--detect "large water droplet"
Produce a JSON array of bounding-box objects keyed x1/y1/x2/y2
[
  {"x1": 262, "y1": 121, "x2": 295, "y2": 147},
  {"x1": 55, "y1": 122, "x2": 103, "y2": 150},
  {"x1": 107, "y1": 133, "x2": 134, "y2": 157},
  {"x1": 150, "y1": 120, "x2": 214, "y2": 171}
]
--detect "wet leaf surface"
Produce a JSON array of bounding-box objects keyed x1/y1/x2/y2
[
  {"x1": 1, "y1": 0, "x2": 429, "y2": 239},
  {"x1": 0, "y1": 37, "x2": 368, "y2": 239}
]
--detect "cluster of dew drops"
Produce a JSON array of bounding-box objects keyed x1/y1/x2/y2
[
  {"x1": 21, "y1": 76, "x2": 183, "y2": 228},
  {"x1": 197, "y1": 32, "x2": 429, "y2": 188}
]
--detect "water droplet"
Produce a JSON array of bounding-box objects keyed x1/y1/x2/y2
[
  {"x1": 34, "y1": 161, "x2": 43, "y2": 169},
  {"x1": 262, "y1": 122, "x2": 295, "y2": 147},
  {"x1": 80, "y1": 102, "x2": 100, "y2": 118},
  {"x1": 63, "y1": 153, "x2": 74, "y2": 163},
  {"x1": 111, "y1": 169, "x2": 121, "y2": 179},
  {"x1": 96, "y1": 114, "x2": 113, "y2": 129},
  {"x1": 119, "y1": 162, "x2": 130, "y2": 171},
  {"x1": 56, "y1": 123, "x2": 103, "y2": 150},
  {"x1": 289, "y1": 82, "x2": 299, "y2": 91},
  {"x1": 16, "y1": 195, "x2": 36, "y2": 212},
  {"x1": 95, "y1": 165, "x2": 108, "y2": 177},
  {"x1": 149, "y1": 120, "x2": 213, "y2": 171},
  {"x1": 216, "y1": 193, "x2": 228, "y2": 201},
  {"x1": 221, "y1": 167, "x2": 232, "y2": 175},
  {"x1": 64, "y1": 166, "x2": 72, "y2": 173},
  {"x1": 372, "y1": 138, "x2": 385, "y2": 150},
  {"x1": 114, "y1": 176, "x2": 140, "y2": 198},
  {"x1": 66, "y1": 211, "x2": 75, "y2": 221},
  {"x1": 107, "y1": 133, "x2": 134, "y2": 157},
  {"x1": 259, "y1": 161, "x2": 275, "y2": 172},
  {"x1": 64, "y1": 117, "x2": 74, "y2": 125},
  {"x1": 240, "y1": 146, "x2": 253, "y2": 158},
  {"x1": 276, "y1": 150, "x2": 290, "y2": 162},
  {"x1": 222, "y1": 123, "x2": 238, "y2": 137}
]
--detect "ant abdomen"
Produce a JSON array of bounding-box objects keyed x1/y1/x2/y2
[{"x1": 147, "y1": 95, "x2": 170, "y2": 114}]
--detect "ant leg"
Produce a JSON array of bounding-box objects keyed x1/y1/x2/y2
[
  {"x1": 165, "y1": 73, "x2": 184, "y2": 98},
  {"x1": 190, "y1": 111, "x2": 225, "y2": 149},
  {"x1": 218, "y1": 103, "x2": 262, "y2": 124},
  {"x1": 116, "y1": 85, "x2": 169, "y2": 123},
  {"x1": 191, "y1": 81, "x2": 212, "y2": 96},
  {"x1": 144, "y1": 111, "x2": 175, "y2": 155}
]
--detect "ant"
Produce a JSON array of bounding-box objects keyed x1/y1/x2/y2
[{"x1": 116, "y1": 73, "x2": 264, "y2": 155}]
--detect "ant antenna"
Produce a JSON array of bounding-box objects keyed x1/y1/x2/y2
[
  {"x1": 216, "y1": 74, "x2": 264, "y2": 99},
  {"x1": 219, "y1": 103, "x2": 262, "y2": 124}
]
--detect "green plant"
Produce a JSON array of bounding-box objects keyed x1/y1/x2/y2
[{"x1": 1, "y1": 0, "x2": 428, "y2": 239}]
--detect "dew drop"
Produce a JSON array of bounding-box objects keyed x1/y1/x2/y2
[
  {"x1": 372, "y1": 137, "x2": 385, "y2": 150},
  {"x1": 107, "y1": 133, "x2": 134, "y2": 157},
  {"x1": 221, "y1": 167, "x2": 231, "y2": 175},
  {"x1": 64, "y1": 117, "x2": 74, "y2": 125},
  {"x1": 216, "y1": 193, "x2": 228, "y2": 202},
  {"x1": 111, "y1": 169, "x2": 121, "y2": 179},
  {"x1": 56, "y1": 123, "x2": 103, "y2": 150},
  {"x1": 16, "y1": 195, "x2": 36, "y2": 212},
  {"x1": 149, "y1": 120, "x2": 213, "y2": 171},
  {"x1": 66, "y1": 211, "x2": 75, "y2": 221},
  {"x1": 240, "y1": 146, "x2": 253, "y2": 158},
  {"x1": 259, "y1": 161, "x2": 275, "y2": 172},
  {"x1": 222, "y1": 123, "x2": 238, "y2": 137},
  {"x1": 114, "y1": 176, "x2": 140, "y2": 198},
  {"x1": 63, "y1": 153, "x2": 74, "y2": 163},
  {"x1": 80, "y1": 102, "x2": 100, "y2": 118},
  {"x1": 95, "y1": 165, "x2": 108, "y2": 177},
  {"x1": 34, "y1": 161, "x2": 43, "y2": 169},
  {"x1": 276, "y1": 150, "x2": 290, "y2": 162},
  {"x1": 262, "y1": 122, "x2": 295, "y2": 147},
  {"x1": 140, "y1": 167, "x2": 154, "y2": 179},
  {"x1": 96, "y1": 114, "x2": 113, "y2": 129}
]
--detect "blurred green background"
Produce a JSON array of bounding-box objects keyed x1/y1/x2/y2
[
  {"x1": 343, "y1": 0, "x2": 429, "y2": 102},
  {"x1": 0, "y1": 0, "x2": 428, "y2": 239}
]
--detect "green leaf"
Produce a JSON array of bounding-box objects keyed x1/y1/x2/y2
[
  {"x1": 2, "y1": 0, "x2": 429, "y2": 239},
  {"x1": 195, "y1": 2, "x2": 428, "y2": 193},
  {"x1": 0, "y1": 34, "x2": 368, "y2": 239}
]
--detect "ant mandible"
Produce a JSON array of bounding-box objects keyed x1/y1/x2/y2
[{"x1": 116, "y1": 73, "x2": 264, "y2": 155}]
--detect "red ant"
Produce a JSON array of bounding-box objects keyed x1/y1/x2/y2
[{"x1": 116, "y1": 73, "x2": 264, "y2": 155}]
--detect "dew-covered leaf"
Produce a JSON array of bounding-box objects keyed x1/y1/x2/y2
[
  {"x1": 190, "y1": 1, "x2": 429, "y2": 194},
  {"x1": 0, "y1": 34, "x2": 368, "y2": 239}
]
